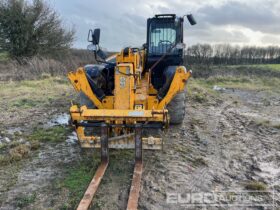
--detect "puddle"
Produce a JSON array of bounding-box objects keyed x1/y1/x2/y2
[
  {"x1": 256, "y1": 162, "x2": 280, "y2": 186},
  {"x1": 259, "y1": 162, "x2": 280, "y2": 176},
  {"x1": 213, "y1": 85, "x2": 226, "y2": 91},
  {"x1": 6, "y1": 127, "x2": 23, "y2": 135},
  {"x1": 47, "y1": 113, "x2": 69, "y2": 127},
  {"x1": 0, "y1": 127, "x2": 22, "y2": 144},
  {"x1": 66, "y1": 132, "x2": 78, "y2": 145},
  {"x1": 0, "y1": 136, "x2": 10, "y2": 145}
]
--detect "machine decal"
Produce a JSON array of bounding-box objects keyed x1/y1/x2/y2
[{"x1": 120, "y1": 76, "x2": 126, "y2": 88}]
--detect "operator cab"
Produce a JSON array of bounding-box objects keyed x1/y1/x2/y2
[
  {"x1": 147, "y1": 14, "x2": 183, "y2": 60},
  {"x1": 145, "y1": 14, "x2": 195, "y2": 90}
]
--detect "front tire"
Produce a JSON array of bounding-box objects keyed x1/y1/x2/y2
[
  {"x1": 167, "y1": 91, "x2": 186, "y2": 124},
  {"x1": 79, "y1": 92, "x2": 95, "y2": 108}
]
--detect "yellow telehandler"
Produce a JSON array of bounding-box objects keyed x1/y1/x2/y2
[{"x1": 68, "y1": 14, "x2": 196, "y2": 210}]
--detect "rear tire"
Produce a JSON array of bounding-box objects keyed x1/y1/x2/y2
[{"x1": 167, "y1": 91, "x2": 186, "y2": 124}]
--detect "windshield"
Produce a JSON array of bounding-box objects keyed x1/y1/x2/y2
[{"x1": 149, "y1": 21, "x2": 176, "y2": 55}]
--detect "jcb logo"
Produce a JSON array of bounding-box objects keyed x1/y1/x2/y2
[{"x1": 120, "y1": 77, "x2": 126, "y2": 88}]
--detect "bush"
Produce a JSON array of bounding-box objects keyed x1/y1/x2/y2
[{"x1": 0, "y1": 0, "x2": 75, "y2": 58}]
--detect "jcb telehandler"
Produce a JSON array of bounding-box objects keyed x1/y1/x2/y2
[{"x1": 68, "y1": 14, "x2": 196, "y2": 210}]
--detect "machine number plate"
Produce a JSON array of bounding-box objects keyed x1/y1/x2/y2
[{"x1": 120, "y1": 77, "x2": 126, "y2": 88}]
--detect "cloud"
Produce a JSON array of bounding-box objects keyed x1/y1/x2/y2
[
  {"x1": 48, "y1": 0, "x2": 280, "y2": 50},
  {"x1": 198, "y1": 1, "x2": 280, "y2": 34}
]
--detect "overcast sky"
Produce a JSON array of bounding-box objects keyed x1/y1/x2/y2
[{"x1": 48, "y1": 0, "x2": 280, "y2": 51}]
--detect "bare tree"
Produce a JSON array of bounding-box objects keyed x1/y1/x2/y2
[{"x1": 185, "y1": 44, "x2": 280, "y2": 66}]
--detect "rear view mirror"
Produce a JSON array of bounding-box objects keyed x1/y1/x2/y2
[
  {"x1": 88, "y1": 28, "x2": 101, "y2": 45},
  {"x1": 92, "y1": 29, "x2": 100, "y2": 44},
  {"x1": 187, "y1": 14, "x2": 197, "y2": 25}
]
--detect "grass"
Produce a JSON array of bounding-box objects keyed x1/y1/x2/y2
[
  {"x1": 91, "y1": 150, "x2": 134, "y2": 209},
  {"x1": 0, "y1": 52, "x2": 9, "y2": 62},
  {"x1": 212, "y1": 64, "x2": 280, "y2": 74},
  {"x1": 192, "y1": 76, "x2": 280, "y2": 92},
  {"x1": 0, "y1": 77, "x2": 71, "y2": 111},
  {"x1": 60, "y1": 153, "x2": 100, "y2": 209},
  {"x1": 60, "y1": 150, "x2": 134, "y2": 209},
  {"x1": 30, "y1": 140, "x2": 41, "y2": 150},
  {"x1": 63, "y1": 164, "x2": 97, "y2": 205},
  {"x1": 15, "y1": 193, "x2": 37, "y2": 208},
  {"x1": 173, "y1": 144, "x2": 192, "y2": 154},
  {"x1": 11, "y1": 98, "x2": 43, "y2": 108},
  {"x1": 187, "y1": 78, "x2": 220, "y2": 104},
  {"x1": 28, "y1": 126, "x2": 71, "y2": 142},
  {"x1": 225, "y1": 64, "x2": 280, "y2": 72},
  {"x1": 0, "y1": 154, "x2": 11, "y2": 166},
  {"x1": 245, "y1": 181, "x2": 267, "y2": 191}
]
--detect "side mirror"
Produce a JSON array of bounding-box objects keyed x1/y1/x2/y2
[
  {"x1": 186, "y1": 14, "x2": 196, "y2": 25},
  {"x1": 88, "y1": 28, "x2": 100, "y2": 45}
]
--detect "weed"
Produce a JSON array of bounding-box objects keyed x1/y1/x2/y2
[
  {"x1": 9, "y1": 140, "x2": 21, "y2": 148},
  {"x1": 193, "y1": 92, "x2": 207, "y2": 103},
  {"x1": 188, "y1": 83, "x2": 209, "y2": 103},
  {"x1": 273, "y1": 123, "x2": 280, "y2": 129},
  {"x1": 30, "y1": 140, "x2": 40, "y2": 150},
  {"x1": 15, "y1": 193, "x2": 36, "y2": 208},
  {"x1": 255, "y1": 119, "x2": 271, "y2": 127},
  {"x1": 12, "y1": 98, "x2": 42, "y2": 108},
  {"x1": 0, "y1": 52, "x2": 9, "y2": 61},
  {"x1": 91, "y1": 200, "x2": 105, "y2": 209},
  {"x1": 192, "y1": 157, "x2": 208, "y2": 167},
  {"x1": 245, "y1": 181, "x2": 267, "y2": 191},
  {"x1": 173, "y1": 145, "x2": 192, "y2": 154},
  {"x1": 0, "y1": 154, "x2": 11, "y2": 166},
  {"x1": 254, "y1": 118, "x2": 280, "y2": 129},
  {"x1": 9, "y1": 144, "x2": 30, "y2": 161}
]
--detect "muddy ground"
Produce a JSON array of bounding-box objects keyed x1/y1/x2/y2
[{"x1": 0, "y1": 74, "x2": 279, "y2": 210}]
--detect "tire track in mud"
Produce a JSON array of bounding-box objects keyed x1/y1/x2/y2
[{"x1": 140, "y1": 90, "x2": 280, "y2": 210}]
